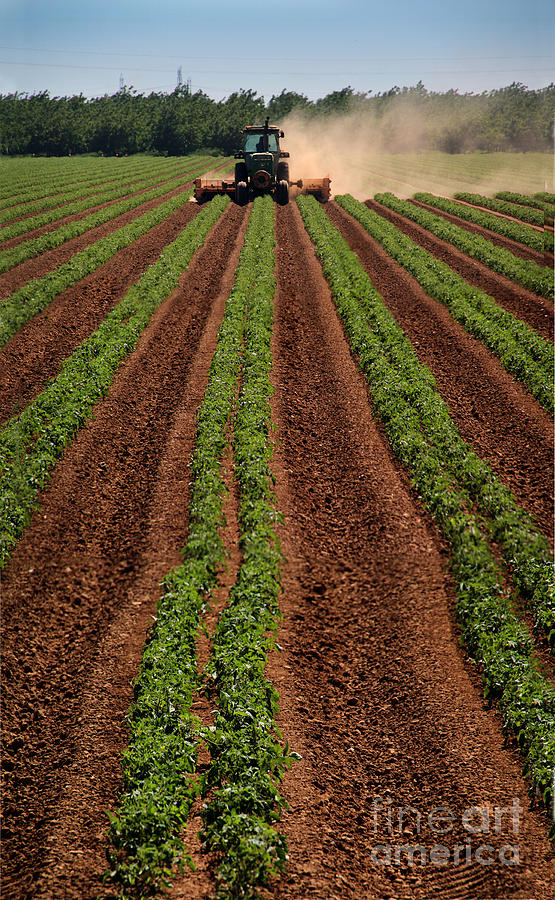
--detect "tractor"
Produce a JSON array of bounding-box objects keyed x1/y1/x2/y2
[{"x1": 194, "y1": 118, "x2": 330, "y2": 205}]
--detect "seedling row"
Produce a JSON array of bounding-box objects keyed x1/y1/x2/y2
[
  {"x1": 0, "y1": 157, "x2": 216, "y2": 274},
  {"x1": 373, "y1": 192, "x2": 553, "y2": 298},
  {"x1": 0, "y1": 156, "x2": 212, "y2": 241},
  {"x1": 413, "y1": 191, "x2": 553, "y2": 253},
  {"x1": 0, "y1": 156, "x2": 206, "y2": 226},
  {"x1": 106, "y1": 196, "x2": 290, "y2": 898}
]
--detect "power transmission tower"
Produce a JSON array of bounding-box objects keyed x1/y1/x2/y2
[
  {"x1": 177, "y1": 66, "x2": 183, "y2": 87},
  {"x1": 119, "y1": 73, "x2": 125, "y2": 92}
]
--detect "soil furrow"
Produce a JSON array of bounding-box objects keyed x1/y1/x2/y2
[
  {"x1": 366, "y1": 198, "x2": 553, "y2": 339},
  {"x1": 0, "y1": 202, "x2": 249, "y2": 899},
  {"x1": 0, "y1": 181, "x2": 196, "y2": 298},
  {"x1": 0, "y1": 201, "x2": 202, "y2": 423},
  {"x1": 410, "y1": 199, "x2": 549, "y2": 266},
  {"x1": 326, "y1": 201, "x2": 553, "y2": 540},
  {"x1": 264, "y1": 201, "x2": 554, "y2": 899}
]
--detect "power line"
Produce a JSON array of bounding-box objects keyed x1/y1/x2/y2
[
  {"x1": 1, "y1": 59, "x2": 553, "y2": 76},
  {"x1": 0, "y1": 45, "x2": 553, "y2": 62}
]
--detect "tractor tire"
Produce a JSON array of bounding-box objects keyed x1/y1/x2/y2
[
  {"x1": 235, "y1": 181, "x2": 248, "y2": 206},
  {"x1": 235, "y1": 162, "x2": 248, "y2": 183},
  {"x1": 276, "y1": 179, "x2": 289, "y2": 205},
  {"x1": 277, "y1": 161, "x2": 290, "y2": 183}
]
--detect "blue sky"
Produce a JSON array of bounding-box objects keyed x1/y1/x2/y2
[{"x1": 0, "y1": 0, "x2": 553, "y2": 99}]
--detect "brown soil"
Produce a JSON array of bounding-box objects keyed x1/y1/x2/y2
[
  {"x1": 2, "y1": 196, "x2": 554, "y2": 900},
  {"x1": 262, "y1": 202, "x2": 554, "y2": 899},
  {"x1": 367, "y1": 198, "x2": 553, "y2": 340},
  {"x1": 0, "y1": 181, "x2": 197, "y2": 299},
  {"x1": 411, "y1": 200, "x2": 548, "y2": 266},
  {"x1": 326, "y1": 201, "x2": 554, "y2": 540},
  {"x1": 0, "y1": 202, "x2": 249, "y2": 899},
  {"x1": 0, "y1": 202, "x2": 201, "y2": 423},
  {"x1": 161, "y1": 199, "x2": 555, "y2": 900}
]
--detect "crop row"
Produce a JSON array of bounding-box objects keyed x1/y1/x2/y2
[
  {"x1": 0, "y1": 195, "x2": 230, "y2": 567},
  {"x1": 453, "y1": 192, "x2": 543, "y2": 226},
  {"x1": 0, "y1": 163, "x2": 103, "y2": 203},
  {"x1": 298, "y1": 194, "x2": 555, "y2": 815},
  {"x1": 0, "y1": 156, "x2": 208, "y2": 234},
  {"x1": 0, "y1": 184, "x2": 199, "y2": 347},
  {"x1": 373, "y1": 192, "x2": 554, "y2": 298},
  {"x1": 106, "y1": 196, "x2": 291, "y2": 899},
  {"x1": 333, "y1": 198, "x2": 554, "y2": 641},
  {"x1": 534, "y1": 191, "x2": 555, "y2": 205},
  {"x1": 199, "y1": 196, "x2": 290, "y2": 898},
  {"x1": 494, "y1": 191, "x2": 555, "y2": 215},
  {"x1": 0, "y1": 158, "x2": 214, "y2": 275},
  {"x1": 106, "y1": 192, "x2": 240, "y2": 895},
  {"x1": 0, "y1": 155, "x2": 166, "y2": 204},
  {"x1": 413, "y1": 192, "x2": 551, "y2": 253},
  {"x1": 336, "y1": 195, "x2": 554, "y2": 412}
]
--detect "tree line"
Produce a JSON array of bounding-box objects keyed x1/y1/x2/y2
[{"x1": 0, "y1": 82, "x2": 552, "y2": 157}]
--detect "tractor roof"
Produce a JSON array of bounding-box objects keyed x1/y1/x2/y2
[{"x1": 243, "y1": 123, "x2": 280, "y2": 132}]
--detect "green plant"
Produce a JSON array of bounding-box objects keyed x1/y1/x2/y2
[{"x1": 453, "y1": 192, "x2": 543, "y2": 225}]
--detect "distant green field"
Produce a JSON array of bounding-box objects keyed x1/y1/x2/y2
[
  {"x1": 1, "y1": 150, "x2": 552, "y2": 202},
  {"x1": 345, "y1": 151, "x2": 553, "y2": 199}
]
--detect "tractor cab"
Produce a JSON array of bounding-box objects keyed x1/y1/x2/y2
[{"x1": 243, "y1": 129, "x2": 280, "y2": 154}]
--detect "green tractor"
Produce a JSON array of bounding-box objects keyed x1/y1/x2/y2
[
  {"x1": 194, "y1": 118, "x2": 330, "y2": 205},
  {"x1": 233, "y1": 117, "x2": 291, "y2": 205}
]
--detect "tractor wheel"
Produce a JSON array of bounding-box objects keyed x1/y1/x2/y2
[
  {"x1": 235, "y1": 162, "x2": 248, "y2": 183},
  {"x1": 277, "y1": 161, "x2": 289, "y2": 183},
  {"x1": 276, "y1": 179, "x2": 289, "y2": 205},
  {"x1": 235, "y1": 181, "x2": 248, "y2": 206}
]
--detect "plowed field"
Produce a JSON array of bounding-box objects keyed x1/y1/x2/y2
[{"x1": 1, "y1": 159, "x2": 553, "y2": 900}]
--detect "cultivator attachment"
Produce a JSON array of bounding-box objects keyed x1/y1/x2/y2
[
  {"x1": 293, "y1": 176, "x2": 332, "y2": 202},
  {"x1": 194, "y1": 177, "x2": 235, "y2": 203},
  {"x1": 194, "y1": 174, "x2": 332, "y2": 204}
]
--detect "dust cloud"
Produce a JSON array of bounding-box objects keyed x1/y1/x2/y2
[{"x1": 277, "y1": 104, "x2": 552, "y2": 200}]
